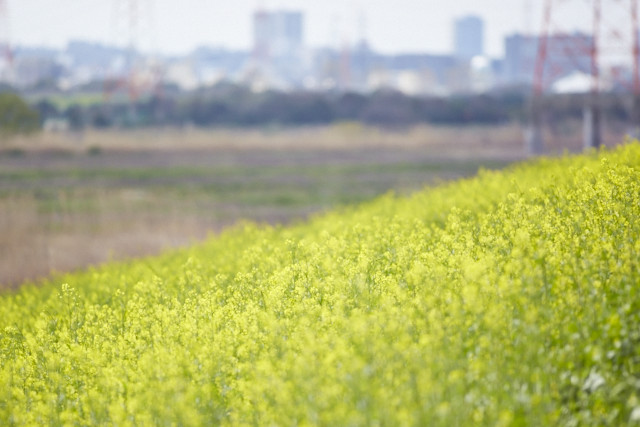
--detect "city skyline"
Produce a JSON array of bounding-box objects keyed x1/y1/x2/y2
[{"x1": 3, "y1": 0, "x2": 592, "y2": 57}]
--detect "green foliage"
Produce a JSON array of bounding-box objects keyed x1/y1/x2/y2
[
  {"x1": 0, "y1": 93, "x2": 40, "y2": 136},
  {"x1": 44, "y1": 89, "x2": 522, "y2": 129},
  {"x1": 2, "y1": 142, "x2": 640, "y2": 425}
]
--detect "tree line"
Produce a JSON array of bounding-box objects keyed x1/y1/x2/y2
[
  {"x1": 0, "y1": 93, "x2": 40, "y2": 136},
  {"x1": 5, "y1": 83, "x2": 637, "y2": 135},
  {"x1": 34, "y1": 85, "x2": 528, "y2": 130}
]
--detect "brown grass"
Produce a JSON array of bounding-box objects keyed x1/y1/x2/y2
[
  {"x1": 0, "y1": 123, "x2": 628, "y2": 289},
  {"x1": 2, "y1": 123, "x2": 526, "y2": 156}
]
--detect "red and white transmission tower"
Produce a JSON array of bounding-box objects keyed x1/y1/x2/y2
[
  {"x1": 105, "y1": 0, "x2": 161, "y2": 103},
  {"x1": 529, "y1": 0, "x2": 640, "y2": 152},
  {"x1": 0, "y1": 0, "x2": 13, "y2": 84},
  {"x1": 534, "y1": 0, "x2": 639, "y2": 96}
]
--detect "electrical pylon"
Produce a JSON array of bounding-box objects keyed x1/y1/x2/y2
[
  {"x1": 104, "y1": 0, "x2": 161, "y2": 104},
  {"x1": 529, "y1": 0, "x2": 640, "y2": 153}
]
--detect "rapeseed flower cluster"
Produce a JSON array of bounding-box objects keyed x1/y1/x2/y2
[{"x1": 1, "y1": 143, "x2": 640, "y2": 425}]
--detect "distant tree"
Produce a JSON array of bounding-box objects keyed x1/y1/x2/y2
[
  {"x1": 361, "y1": 90, "x2": 419, "y2": 126},
  {"x1": 272, "y1": 92, "x2": 334, "y2": 124},
  {"x1": 88, "y1": 107, "x2": 113, "y2": 128},
  {"x1": 0, "y1": 82, "x2": 15, "y2": 94},
  {"x1": 34, "y1": 99, "x2": 60, "y2": 123},
  {"x1": 334, "y1": 92, "x2": 368, "y2": 120},
  {"x1": 65, "y1": 104, "x2": 86, "y2": 130},
  {"x1": 0, "y1": 93, "x2": 40, "y2": 136}
]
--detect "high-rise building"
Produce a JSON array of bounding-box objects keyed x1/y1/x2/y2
[
  {"x1": 503, "y1": 34, "x2": 539, "y2": 86},
  {"x1": 253, "y1": 10, "x2": 303, "y2": 60},
  {"x1": 454, "y1": 15, "x2": 484, "y2": 60},
  {"x1": 249, "y1": 10, "x2": 305, "y2": 89},
  {"x1": 503, "y1": 33, "x2": 593, "y2": 88}
]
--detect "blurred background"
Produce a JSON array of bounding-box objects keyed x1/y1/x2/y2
[{"x1": 1, "y1": 0, "x2": 639, "y2": 286}]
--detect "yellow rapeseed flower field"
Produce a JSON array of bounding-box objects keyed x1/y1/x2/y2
[{"x1": 1, "y1": 142, "x2": 640, "y2": 425}]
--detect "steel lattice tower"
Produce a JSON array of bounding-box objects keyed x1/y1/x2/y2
[
  {"x1": 105, "y1": 0, "x2": 161, "y2": 104},
  {"x1": 534, "y1": 0, "x2": 639, "y2": 95},
  {"x1": 529, "y1": 0, "x2": 640, "y2": 153}
]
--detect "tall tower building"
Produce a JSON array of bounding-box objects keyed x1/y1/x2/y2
[
  {"x1": 253, "y1": 10, "x2": 303, "y2": 60},
  {"x1": 454, "y1": 15, "x2": 484, "y2": 60},
  {"x1": 250, "y1": 9, "x2": 305, "y2": 88}
]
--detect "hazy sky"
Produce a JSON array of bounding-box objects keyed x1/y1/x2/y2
[{"x1": 5, "y1": 1, "x2": 591, "y2": 57}]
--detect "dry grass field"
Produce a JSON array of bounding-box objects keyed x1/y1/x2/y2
[{"x1": 0, "y1": 122, "x2": 626, "y2": 288}]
